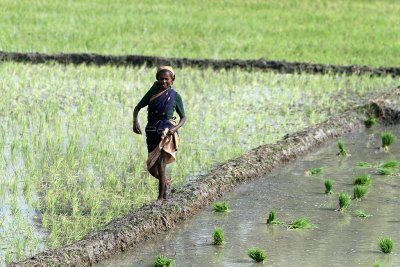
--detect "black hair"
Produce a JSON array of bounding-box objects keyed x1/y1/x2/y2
[{"x1": 156, "y1": 69, "x2": 175, "y2": 80}]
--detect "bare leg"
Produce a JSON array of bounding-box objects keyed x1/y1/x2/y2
[
  {"x1": 157, "y1": 151, "x2": 168, "y2": 202},
  {"x1": 149, "y1": 163, "x2": 159, "y2": 179}
]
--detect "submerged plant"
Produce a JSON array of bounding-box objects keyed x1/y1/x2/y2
[
  {"x1": 373, "y1": 261, "x2": 382, "y2": 267},
  {"x1": 287, "y1": 217, "x2": 317, "y2": 230},
  {"x1": 377, "y1": 168, "x2": 392, "y2": 176},
  {"x1": 353, "y1": 174, "x2": 371, "y2": 186},
  {"x1": 355, "y1": 210, "x2": 372, "y2": 218},
  {"x1": 337, "y1": 139, "x2": 348, "y2": 156},
  {"x1": 248, "y1": 247, "x2": 267, "y2": 262},
  {"x1": 356, "y1": 161, "x2": 372, "y2": 168},
  {"x1": 324, "y1": 179, "x2": 333, "y2": 194},
  {"x1": 266, "y1": 209, "x2": 284, "y2": 225},
  {"x1": 365, "y1": 116, "x2": 377, "y2": 128},
  {"x1": 378, "y1": 237, "x2": 394, "y2": 253},
  {"x1": 212, "y1": 201, "x2": 230, "y2": 212},
  {"x1": 306, "y1": 167, "x2": 323, "y2": 175},
  {"x1": 212, "y1": 228, "x2": 225, "y2": 245},
  {"x1": 353, "y1": 185, "x2": 369, "y2": 200},
  {"x1": 338, "y1": 192, "x2": 351, "y2": 212},
  {"x1": 381, "y1": 132, "x2": 397, "y2": 151},
  {"x1": 154, "y1": 255, "x2": 175, "y2": 267},
  {"x1": 380, "y1": 160, "x2": 398, "y2": 169}
]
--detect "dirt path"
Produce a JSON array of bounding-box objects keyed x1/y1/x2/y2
[
  {"x1": 1, "y1": 51, "x2": 399, "y2": 76},
  {"x1": 11, "y1": 89, "x2": 400, "y2": 267}
]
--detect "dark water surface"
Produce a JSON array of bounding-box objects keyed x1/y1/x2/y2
[{"x1": 97, "y1": 125, "x2": 400, "y2": 267}]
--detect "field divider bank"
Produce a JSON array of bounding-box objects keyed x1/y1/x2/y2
[
  {"x1": 12, "y1": 88, "x2": 400, "y2": 267},
  {"x1": 1, "y1": 51, "x2": 400, "y2": 76}
]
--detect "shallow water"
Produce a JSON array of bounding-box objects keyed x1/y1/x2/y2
[{"x1": 97, "y1": 124, "x2": 400, "y2": 267}]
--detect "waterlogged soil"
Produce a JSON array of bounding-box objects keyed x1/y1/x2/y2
[{"x1": 97, "y1": 124, "x2": 400, "y2": 267}]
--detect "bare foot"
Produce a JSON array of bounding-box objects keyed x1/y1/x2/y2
[
  {"x1": 166, "y1": 177, "x2": 171, "y2": 186},
  {"x1": 154, "y1": 199, "x2": 163, "y2": 206}
]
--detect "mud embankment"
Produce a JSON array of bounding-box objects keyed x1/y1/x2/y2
[
  {"x1": 11, "y1": 88, "x2": 400, "y2": 267},
  {"x1": 1, "y1": 51, "x2": 400, "y2": 76}
]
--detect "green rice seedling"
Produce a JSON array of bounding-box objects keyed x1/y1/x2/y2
[
  {"x1": 378, "y1": 237, "x2": 394, "y2": 254},
  {"x1": 356, "y1": 161, "x2": 372, "y2": 168},
  {"x1": 354, "y1": 210, "x2": 372, "y2": 218},
  {"x1": 266, "y1": 209, "x2": 284, "y2": 225},
  {"x1": 337, "y1": 139, "x2": 348, "y2": 156},
  {"x1": 373, "y1": 261, "x2": 382, "y2": 267},
  {"x1": 287, "y1": 217, "x2": 317, "y2": 230},
  {"x1": 154, "y1": 255, "x2": 175, "y2": 267},
  {"x1": 377, "y1": 168, "x2": 392, "y2": 176},
  {"x1": 338, "y1": 192, "x2": 351, "y2": 212},
  {"x1": 353, "y1": 174, "x2": 371, "y2": 186},
  {"x1": 247, "y1": 247, "x2": 267, "y2": 263},
  {"x1": 212, "y1": 228, "x2": 225, "y2": 245},
  {"x1": 212, "y1": 201, "x2": 230, "y2": 212},
  {"x1": 324, "y1": 179, "x2": 333, "y2": 194},
  {"x1": 380, "y1": 160, "x2": 398, "y2": 169},
  {"x1": 305, "y1": 167, "x2": 323, "y2": 175},
  {"x1": 381, "y1": 132, "x2": 397, "y2": 151},
  {"x1": 365, "y1": 116, "x2": 377, "y2": 128},
  {"x1": 353, "y1": 185, "x2": 369, "y2": 200}
]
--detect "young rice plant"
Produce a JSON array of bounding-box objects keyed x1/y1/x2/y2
[
  {"x1": 248, "y1": 247, "x2": 267, "y2": 263},
  {"x1": 212, "y1": 201, "x2": 230, "y2": 213},
  {"x1": 154, "y1": 255, "x2": 175, "y2": 267},
  {"x1": 378, "y1": 237, "x2": 394, "y2": 254},
  {"x1": 338, "y1": 192, "x2": 351, "y2": 212},
  {"x1": 381, "y1": 132, "x2": 397, "y2": 151},
  {"x1": 324, "y1": 179, "x2": 333, "y2": 194},
  {"x1": 212, "y1": 228, "x2": 225, "y2": 245},
  {"x1": 287, "y1": 217, "x2": 317, "y2": 230}
]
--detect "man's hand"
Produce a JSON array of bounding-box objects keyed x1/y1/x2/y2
[{"x1": 133, "y1": 119, "x2": 142, "y2": 134}]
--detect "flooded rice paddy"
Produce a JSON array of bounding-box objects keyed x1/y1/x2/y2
[{"x1": 97, "y1": 124, "x2": 400, "y2": 267}]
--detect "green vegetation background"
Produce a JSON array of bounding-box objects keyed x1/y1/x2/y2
[{"x1": 1, "y1": 0, "x2": 399, "y2": 67}]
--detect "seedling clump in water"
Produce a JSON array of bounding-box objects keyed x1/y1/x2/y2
[
  {"x1": 355, "y1": 210, "x2": 372, "y2": 218},
  {"x1": 338, "y1": 192, "x2": 351, "y2": 212},
  {"x1": 324, "y1": 179, "x2": 333, "y2": 194},
  {"x1": 337, "y1": 139, "x2": 348, "y2": 156},
  {"x1": 212, "y1": 228, "x2": 225, "y2": 245},
  {"x1": 380, "y1": 160, "x2": 398, "y2": 169},
  {"x1": 353, "y1": 185, "x2": 369, "y2": 200},
  {"x1": 266, "y1": 209, "x2": 284, "y2": 225},
  {"x1": 287, "y1": 217, "x2": 317, "y2": 230},
  {"x1": 377, "y1": 168, "x2": 392, "y2": 176},
  {"x1": 212, "y1": 201, "x2": 230, "y2": 212},
  {"x1": 365, "y1": 116, "x2": 377, "y2": 128},
  {"x1": 378, "y1": 237, "x2": 394, "y2": 253},
  {"x1": 381, "y1": 131, "x2": 397, "y2": 151},
  {"x1": 305, "y1": 167, "x2": 323, "y2": 175},
  {"x1": 154, "y1": 255, "x2": 175, "y2": 267},
  {"x1": 248, "y1": 247, "x2": 267, "y2": 262},
  {"x1": 353, "y1": 174, "x2": 371, "y2": 186}
]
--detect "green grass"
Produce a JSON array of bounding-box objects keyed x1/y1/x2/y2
[
  {"x1": 266, "y1": 209, "x2": 284, "y2": 225},
  {"x1": 248, "y1": 247, "x2": 267, "y2": 263},
  {"x1": 353, "y1": 174, "x2": 372, "y2": 186},
  {"x1": 212, "y1": 201, "x2": 230, "y2": 213},
  {"x1": 353, "y1": 185, "x2": 369, "y2": 200},
  {"x1": 212, "y1": 228, "x2": 225, "y2": 245},
  {"x1": 287, "y1": 217, "x2": 317, "y2": 230},
  {"x1": 378, "y1": 237, "x2": 394, "y2": 254},
  {"x1": 381, "y1": 132, "x2": 397, "y2": 151},
  {"x1": 0, "y1": 1, "x2": 399, "y2": 66},
  {"x1": 0, "y1": 62, "x2": 398, "y2": 263},
  {"x1": 306, "y1": 167, "x2": 324, "y2": 175},
  {"x1": 380, "y1": 160, "x2": 398, "y2": 169},
  {"x1": 324, "y1": 179, "x2": 333, "y2": 194},
  {"x1": 338, "y1": 192, "x2": 351, "y2": 212},
  {"x1": 365, "y1": 116, "x2": 377, "y2": 128},
  {"x1": 154, "y1": 255, "x2": 175, "y2": 267},
  {"x1": 377, "y1": 168, "x2": 392, "y2": 176},
  {"x1": 354, "y1": 210, "x2": 372, "y2": 218},
  {"x1": 337, "y1": 139, "x2": 348, "y2": 156}
]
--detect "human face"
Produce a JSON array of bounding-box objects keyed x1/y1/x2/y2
[{"x1": 157, "y1": 72, "x2": 174, "y2": 90}]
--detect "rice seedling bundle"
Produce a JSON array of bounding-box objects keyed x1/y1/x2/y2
[
  {"x1": 266, "y1": 209, "x2": 284, "y2": 225},
  {"x1": 378, "y1": 237, "x2": 394, "y2": 254},
  {"x1": 337, "y1": 139, "x2": 348, "y2": 156},
  {"x1": 380, "y1": 160, "x2": 398, "y2": 169},
  {"x1": 353, "y1": 185, "x2": 369, "y2": 200},
  {"x1": 287, "y1": 217, "x2": 317, "y2": 230},
  {"x1": 212, "y1": 228, "x2": 225, "y2": 245},
  {"x1": 381, "y1": 132, "x2": 397, "y2": 151},
  {"x1": 356, "y1": 161, "x2": 372, "y2": 168},
  {"x1": 377, "y1": 168, "x2": 392, "y2": 176},
  {"x1": 324, "y1": 179, "x2": 333, "y2": 194},
  {"x1": 364, "y1": 116, "x2": 377, "y2": 128},
  {"x1": 154, "y1": 255, "x2": 175, "y2": 267},
  {"x1": 306, "y1": 167, "x2": 323, "y2": 175},
  {"x1": 212, "y1": 201, "x2": 230, "y2": 213},
  {"x1": 338, "y1": 193, "x2": 351, "y2": 212},
  {"x1": 353, "y1": 174, "x2": 371, "y2": 186},
  {"x1": 354, "y1": 210, "x2": 372, "y2": 218},
  {"x1": 248, "y1": 247, "x2": 268, "y2": 262}
]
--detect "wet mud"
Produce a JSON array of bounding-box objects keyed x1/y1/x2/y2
[
  {"x1": 1, "y1": 51, "x2": 400, "y2": 77},
  {"x1": 11, "y1": 88, "x2": 400, "y2": 267}
]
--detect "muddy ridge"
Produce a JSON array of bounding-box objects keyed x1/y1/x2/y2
[
  {"x1": 1, "y1": 51, "x2": 400, "y2": 76},
  {"x1": 11, "y1": 88, "x2": 400, "y2": 267}
]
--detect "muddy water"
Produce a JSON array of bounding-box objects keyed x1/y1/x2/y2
[{"x1": 97, "y1": 125, "x2": 400, "y2": 267}]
